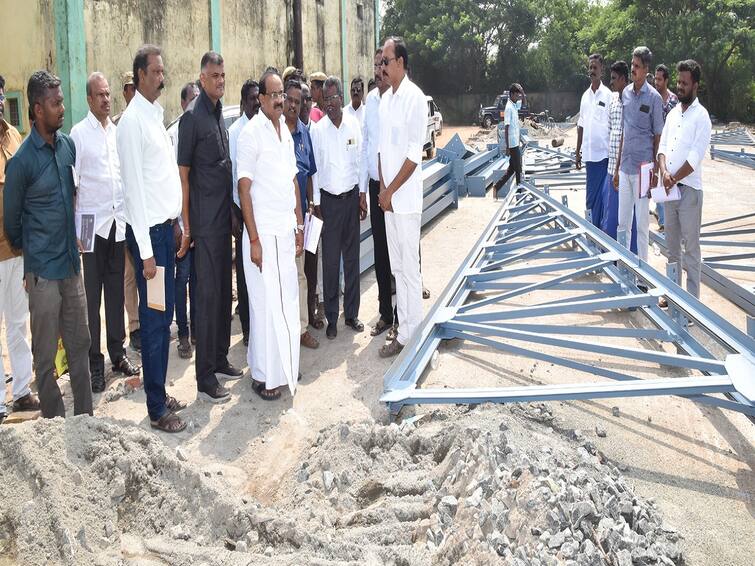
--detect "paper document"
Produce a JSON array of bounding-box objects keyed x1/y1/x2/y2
[
  {"x1": 304, "y1": 212, "x2": 323, "y2": 254},
  {"x1": 651, "y1": 183, "x2": 681, "y2": 203},
  {"x1": 75, "y1": 212, "x2": 96, "y2": 253},
  {"x1": 638, "y1": 162, "x2": 653, "y2": 199},
  {"x1": 147, "y1": 266, "x2": 166, "y2": 311}
]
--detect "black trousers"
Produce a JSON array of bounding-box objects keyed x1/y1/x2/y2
[
  {"x1": 232, "y1": 204, "x2": 249, "y2": 337},
  {"x1": 499, "y1": 145, "x2": 522, "y2": 188},
  {"x1": 321, "y1": 187, "x2": 360, "y2": 323},
  {"x1": 193, "y1": 233, "x2": 232, "y2": 391},
  {"x1": 82, "y1": 221, "x2": 126, "y2": 372},
  {"x1": 304, "y1": 248, "x2": 318, "y2": 322},
  {"x1": 369, "y1": 178, "x2": 394, "y2": 324}
]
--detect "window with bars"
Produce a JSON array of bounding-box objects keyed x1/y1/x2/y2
[{"x1": 4, "y1": 92, "x2": 24, "y2": 133}]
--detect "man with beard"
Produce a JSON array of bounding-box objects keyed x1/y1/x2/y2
[
  {"x1": 284, "y1": 79, "x2": 320, "y2": 350},
  {"x1": 311, "y1": 76, "x2": 366, "y2": 340},
  {"x1": 4, "y1": 70, "x2": 92, "y2": 418},
  {"x1": 70, "y1": 72, "x2": 140, "y2": 393},
  {"x1": 237, "y1": 70, "x2": 305, "y2": 400},
  {"x1": 177, "y1": 51, "x2": 242, "y2": 404},
  {"x1": 0, "y1": 74, "x2": 39, "y2": 421},
  {"x1": 361, "y1": 48, "x2": 394, "y2": 337},
  {"x1": 652, "y1": 64, "x2": 679, "y2": 232},
  {"x1": 228, "y1": 79, "x2": 261, "y2": 347},
  {"x1": 117, "y1": 45, "x2": 186, "y2": 432},
  {"x1": 657, "y1": 60, "x2": 711, "y2": 304},
  {"x1": 576, "y1": 54, "x2": 612, "y2": 228}
]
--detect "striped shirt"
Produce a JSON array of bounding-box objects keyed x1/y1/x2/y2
[{"x1": 607, "y1": 92, "x2": 623, "y2": 174}]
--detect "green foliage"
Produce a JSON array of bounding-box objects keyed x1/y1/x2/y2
[{"x1": 382, "y1": 0, "x2": 754, "y2": 121}]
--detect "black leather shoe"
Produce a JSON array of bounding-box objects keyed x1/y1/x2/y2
[
  {"x1": 344, "y1": 318, "x2": 364, "y2": 332},
  {"x1": 197, "y1": 383, "x2": 231, "y2": 404},
  {"x1": 216, "y1": 364, "x2": 243, "y2": 380},
  {"x1": 113, "y1": 356, "x2": 141, "y2": 376},
  {"x1": 91, "y1": 368, "x2": 106, "y2": 393},
  {"x1": 129, "y1": 330, "x2": 141, "y2": 352},
  {"x1": 326, "y1": 321, "x2": 337, "y2": 340}
]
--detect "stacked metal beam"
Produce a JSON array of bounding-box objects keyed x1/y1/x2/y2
[
  {"x1": 381, "y1": 181, "x2": 755, "y2": 417},
  {"x1": 709, "y1": 127, "x2": 755, "y2": 169}
]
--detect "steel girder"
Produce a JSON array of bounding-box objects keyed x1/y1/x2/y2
[
  {"x1": 381, "y1": 181, "x2": 755, "y2": 417},
  {"x1": 650, "y1": 212, "x2": 755, "y2": 316},
  {"x1": 709, "y1": 128, "x2": 755, "y2": 148},
  {"x1": 709, "y1": 147, "x2": 755, "y2": 169}
]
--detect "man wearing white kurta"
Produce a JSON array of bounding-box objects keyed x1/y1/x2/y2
[
  {"x1": 237, "y1": 70, "x2": 305, "y2": 400},
  {"x1": 377, "y1": 37, "x2": 427, "y2": 358}
]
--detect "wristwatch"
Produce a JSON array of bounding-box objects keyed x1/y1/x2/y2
[{"x1": 296, "y1": 224, "x2": 305, "y2": 232}]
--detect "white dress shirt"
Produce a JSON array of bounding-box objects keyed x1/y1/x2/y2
[
  {"x1": 228, "y1": 111, "x2": 250, "y2": 207},
  {"x1": 378, "y1": 76, "x2": 427, "y2": 215},
  {"x1": 310, "y1": 113, "x2": 363, "y2": 206},
  {"x1": 70, "y1": 111, "x2": 127, "y2": 242},
  {"x1": 236, "y1": 112, "x2": 298, "y2": 237},
  {"x1": 359, "y1": 88, "x2": 382, "y2": 192},
  {"x1": 344, "y1": 102, "x2": 365, "y2": 126},
  {"x1": 657, "y1": 98, "x2": 711, "y2": 191},
  {"x1": 116, "y1": 91, "x2": 182, "y2": 260},
  {"x1": 577, "y1": 83, "x2": 612, "y2": 162}
]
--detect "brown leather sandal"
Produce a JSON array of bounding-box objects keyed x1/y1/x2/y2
[
  {"x1": 150, "y1": 412, "x2": 187, "y2": 433},
  {"x1": 165, "y1": 395, "x2": 187, "y2": 412},
  {"x1": 300, "y1": 331, "x2": 320, "y2": 349}
]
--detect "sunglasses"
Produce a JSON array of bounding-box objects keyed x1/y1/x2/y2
[{"x1": 380, "y1": 57, "x2": 397, "y2": 67}]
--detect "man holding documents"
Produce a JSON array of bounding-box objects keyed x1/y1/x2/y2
[
  {"x1": 118, "y1": 45, "x2": 186, "y2": 432},
  {"x1": 311, "y1": 76, "x2": 366, "y2": 340},
  {"x1": 71, "y1": 72, "x2": 140, "y2": 393},
  {"x1": 617, "y1": 46, "x2": 664, "y2": 263},
  {"x1": 284, "y1": 78, "x2": 320, "y2": 350},
  {"x1": 237, "y1": 70, "x2": 305, "y2": 401},
  {"x1": 4, "y1": 70, "x2": 92, "y2": 418},
  {"x1": 657, "y1": 60, "x2": 711, "y2": 301}
]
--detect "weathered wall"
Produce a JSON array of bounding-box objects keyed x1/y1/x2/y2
[
  {"x1": 345, "y1": 0, "x2": 376, "y2": 89},
  {"x1": 2, "y1": 0, "x2": 57, "y2": 134}
]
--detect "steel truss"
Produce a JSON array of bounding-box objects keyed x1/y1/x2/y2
[
  {"x1": 651, "y1": 212, "x2": 755, "y2": 316},
  {"x1": 381, "y1": 181, "x2": 755, "y2": 417},
  {"x1": 710, "y1": 128, "x2": 755, "y2": 148},
  {"x1": 710, "y1": 147, "x2": 755, "y2": 169}
]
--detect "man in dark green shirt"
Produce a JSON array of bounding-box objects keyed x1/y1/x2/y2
[{"x1": 3, "y1": 70, "x2": 92, "y2": 418}]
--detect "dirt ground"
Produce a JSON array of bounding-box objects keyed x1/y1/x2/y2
[{"x1": 2, "y1": 123, "x2": 753, "y2": 565}]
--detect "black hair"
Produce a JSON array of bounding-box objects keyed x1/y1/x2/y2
[
  {"x1": 655, "y1": 64, "x2": 670, "y2": 81},
  {"x1": 509, "y1": 82, "x2": 523, "y2": 96},
  {"x1": 285, "y1": 79, "x2": 302, "y2": 93},
  {"x1": 200, "y1": 51, "x2": 224, "y2": 71},
  {"x1": 259, "y1": 70, "x2": 281, "y2": 95},
  {"x1": 589, "y1": 53, "x2": 605, "y2": 67},
  {"x1": 324, "y1": 76, "x2": 343, "y2": 98},
  {"x1": 27, "y1": 70, "x2": 61, "y2": 117},
  {"x1": 264, "y1": 66, "x2": 279, "y2": 74},
  {"x1": 180, "y1": 81, "x2": 197, "y2": 102},
  {"x1": 0, "y1": 75, "x2": 5, "y2": 91},
  {"x1": 677, "y1": 59, "x2": 702, "y2": 84},
  {"x1": 241, "y1": 79, "x2": 259, "y2": 100},
  {"x1": 367, "y1": 78, "x2": 376, "y2": 90},
  {"x1": 610, "y1": 60, "x2": 629, "y2": 82},
  {"x1": 133, "y1": 44, "x2": 162, "y2": 88},
  {"x1": 385, "y1": 36, "x2": 409, "y2": 70},
  {"x1": 351, "y1": 76, "x2": 364, "y2": 90},
  {"x1": 632, "y1": 46, "x2": 652, "y2": 70}
]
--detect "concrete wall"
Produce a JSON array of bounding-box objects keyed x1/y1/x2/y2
[{"x1": 1, "y1": 0, "x2": 378, "y2": 133}]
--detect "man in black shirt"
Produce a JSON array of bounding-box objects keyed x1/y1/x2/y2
[{"x1": 177, "y1": 52, "x2": 241, "y2": 403}]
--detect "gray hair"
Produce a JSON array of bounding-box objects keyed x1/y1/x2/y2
[
  {"x1": 632, "y1": 46, "x2": 652, "y2": 70},
  {"x1": 324, "y1": 75, "x2": 343, "y2": 98},
  {"x1": 86, "y1": 72, "x2": 107, "y2": 97}
]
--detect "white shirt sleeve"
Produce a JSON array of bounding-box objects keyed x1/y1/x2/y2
[
  {"x1": 355, "y1": 117, "x2": 365, "y2": 194},
  {"x1": 117, "y1": 118, "x2": 154, "y2": 260},
  {"x1": 657, "y1": 115, "x2": 670, "y2": 160},
  {"x1": 406, "y1": 89, "x2": 425, "y2": 165},
  {"x1": 310, "y1": 124, "x2": 323, "y2": 206},
  {"x1": 236, "y1": 125, "x2": 258, "y2": 184},
  {"x1": 358, "y1": 106, "x2": 370, "y2": 194},
  {"x1": 686, "y1": 111, "x2": 711, "y2": 171},
  {"x1": 577, "y1": 91, "x2": 586, "y2": 128}
]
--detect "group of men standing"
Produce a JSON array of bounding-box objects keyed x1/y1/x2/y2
[
  {"x1": 0, "y1": 35, "x2": 428, "y2": 432},
  {"x1": 575, "y1": 47, "x2": 711, "y2": 301}
]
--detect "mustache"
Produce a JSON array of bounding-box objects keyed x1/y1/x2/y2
[{"x1": 158, "y1": 82, "x2": 165, "y2": 90}]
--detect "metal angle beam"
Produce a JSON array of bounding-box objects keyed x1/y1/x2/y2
[
  {"x1": 381, "y1": 181, "x2": 755, "y2": 417},
  {"x1": 710, "y1": 147, "x2": 755, "y2": 169}
]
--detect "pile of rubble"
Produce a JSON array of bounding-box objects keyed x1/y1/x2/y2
[{"x1": 0, "y1": 404, "x2": 685, "y2": 565}]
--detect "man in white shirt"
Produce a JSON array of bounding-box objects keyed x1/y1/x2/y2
[
  {"x1": 228, "y1": 79, "x2": 260, "y2": 347},
  {"x1": 377, "y1": 36, "x2": 427, "y2": 358},
  {"x1": 71, "y1": 72, "x2": 140, "y2": 393},
  {"x1": 576, "y1": 53, "x2": 612, "y2": 228},
  {"x1": 493, "y1": 83, "x2": 525, "y2": 196},
  {"x1": 657, "y1": 59, "x2": 711, "y2": 301},
  {"x1": 343, "y1": 77, "x2": 365, "y2": 126},
  {"x1": 311, "y1": 76, "x2": 366, "y2": 339},
  {"x1": 237, "y1": 70, "x2": 305, "y2": 401},
  {"x1": 117, "y1": 45, "x2": 186, "y2": 433},
  {"x1": 362, "y1": 48, "x2": 394, "y2": 337}
]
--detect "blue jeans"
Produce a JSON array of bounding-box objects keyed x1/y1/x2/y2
[
  {"x1": 586, "y1": 159, "x2": 608, "y2": 229},
  {"x1": 656, "y1": 202, "x2": 665, "y2": 227},
  {"x1": 175, "y1": 248, "x2": 195, "y2": 339},
  {"x1": 126, "y1": 223, "x2": 175, "y2": 422}
]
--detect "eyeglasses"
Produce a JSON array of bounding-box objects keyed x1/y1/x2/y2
[
  {"x1": 265, "y1": 91, "x2": 287, "y2": 101},
  {"x1": 323, "y1": 94, "x2": 341, "y2": 103},
  {"x1": 381, "y1": 57, "x2": 397, "y2": 67}
]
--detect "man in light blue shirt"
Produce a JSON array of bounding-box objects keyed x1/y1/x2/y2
[{"x1": 493, "y1": 83, "x2": 525, "y2": 197}]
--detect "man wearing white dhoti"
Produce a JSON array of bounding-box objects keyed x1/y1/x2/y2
[{"x1": 237, "y1": 70, "x2": 305, "y2": 400}]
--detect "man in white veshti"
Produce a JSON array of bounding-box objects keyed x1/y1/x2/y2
[{"x1": 236, "y1": 70, "x2": 305, "y2": 400}]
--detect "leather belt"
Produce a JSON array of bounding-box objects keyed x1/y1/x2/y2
[{"x1": 321, "y1": 186, "x2": 358, "y2": 200}]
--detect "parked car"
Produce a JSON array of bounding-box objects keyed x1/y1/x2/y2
[
  {"x1": 478, "y1": 93, "x2": 530, "y2": 128},
  {"x1": 427, "y1": 96, "x2": 443, "y2": 136},
  {"x1": 424, "y1": 98, "x2": 437, "y2": 159},
  {"x1": 166, "y1": 103, "x2": 242, "y2": 155}
]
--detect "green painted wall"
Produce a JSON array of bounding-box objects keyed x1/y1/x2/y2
[{"x1": 54, "y1": 0, "x2": 88, "y2": 132}]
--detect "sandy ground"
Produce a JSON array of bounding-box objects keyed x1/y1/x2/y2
[{"x1": 2, "y1": 123, "x2": 754, "y2": 565}]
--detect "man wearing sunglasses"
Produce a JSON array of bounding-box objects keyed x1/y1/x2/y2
[
  {"x1": 376, "y1": 37, "x2": 427, "y2": 358},
  {"x1": 344, "y1": 77, "x2": 365, "y2": 126}
]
